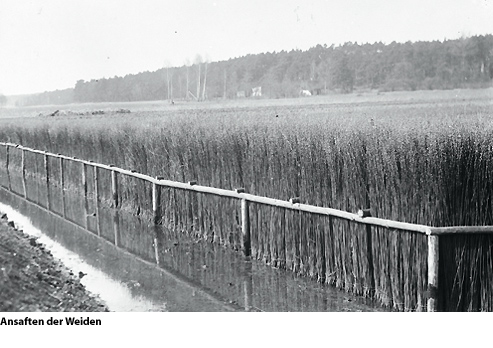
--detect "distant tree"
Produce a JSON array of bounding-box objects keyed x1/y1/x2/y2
[
  {"x1": 12, "y1": 35, "x2": 493, "y2": 106},
  {"x1": 332, "y1": 53, "x2": 354, "y2": 93},
  {"x1": 164, "y1": 60, "x2": 173, "y2": 102},
  {"x1": 201, "y1": 61, "x2": 207, "y2": 100},
  {"x1": 201, "y1": 55, "x2": 210, "y2": 100},
  {"x1": 184, "y1": 59, "x2": 191, "y2": 100},
  {"x1": 0, "y1": 94, "x2": 7, "y2": 107},
  {"x1": 195, "y1": 54, "x2": 202, "y2": 101}
]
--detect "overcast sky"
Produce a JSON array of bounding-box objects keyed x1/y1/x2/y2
[{"x1": 1, "y1": 0, "x2": 492, "y2": 95}]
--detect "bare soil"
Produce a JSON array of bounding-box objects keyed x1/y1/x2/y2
[{"x1": 0, "y1": 213, "x2": 108, "y2": 312}]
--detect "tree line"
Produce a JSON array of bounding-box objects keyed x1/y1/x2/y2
[{"x1": 15, "y1": 35, "x2": 493, "y2": 106}]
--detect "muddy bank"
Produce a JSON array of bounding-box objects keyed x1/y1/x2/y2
[{"x1": 0, "y1": 213, "x2": 108, "y2": 312}]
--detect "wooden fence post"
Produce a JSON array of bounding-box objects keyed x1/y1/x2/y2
[
  {"x1": 21, "y1": 148, "x2": 25, "y2": 173},
  {"x1": 152, "y1": 176, "x2": 164, "y2": 225},
  {"x1": 59, "y1": 157, "x2": 64, "y2": 189},
  {"x1": 326, "y1": 215, "x2": 335, "y2": 282},
  {"x1": 358, "y1": 208, "x2": 375, "y2": 296},
  {"x1": 110, "y1": 166, "x2": 119, "y2": 208},
  {"x1": 236, "y1": 188, "x2": 251, "y2": 257},
  {"x1": 93, "y1": 165, "x2": 99, "y2": 202},
  {"x1": 44, "y1": 153, "x2": 50, "y2": 210},
  {"x1": 21, "y1": 149, "x2": 27, "y2": 198},
  {"x1": 81, "y1": 163, "x2": 89, "y2": 229},
  {"x1": 5, "y1": 145, "x2": 11, "y2": 190},
  {"x1": 4, "y1": 145, "x2": 8, "y2": 172},
  {"x1": 427, "y1": 234, "x2": 439, "y2": 312},
  {"x1": 316, "y1": 214, "x2": 326, "y2": 283},
  {"x1": 81, "y1": 163, "x2": 87, "y2": 197},
  {"x1": 289, "y1": 197, "x2": 301, "y2": 273},
  {"x1": 59, "y1": 156, "x2": 65, "y2": 218},
  {"x1": 94, "y1": 165, "x2": 100, "y2": 236}
]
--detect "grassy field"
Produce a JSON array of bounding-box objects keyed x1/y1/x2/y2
[
  {"x1": 2, "y1": 87, "x2": 493, "y2": 310},
  {"x1": 1, "y1": 87, "x2": 492, "y2": 119},
  {"x1": 1, "y1": 88, "x2": 492, "y2": 226}
]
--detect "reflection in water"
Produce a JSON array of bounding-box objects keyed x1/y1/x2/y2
[
  {"x1": 0, "y1": 202, "x2": 165, "y2": 311},
  {"x1": 0, "y1": 166, "x2": 389, "y2": 312}
]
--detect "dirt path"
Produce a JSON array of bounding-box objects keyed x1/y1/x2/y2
[{"x1": 0, "y1": 213, "x2": 108, "y2": 312}]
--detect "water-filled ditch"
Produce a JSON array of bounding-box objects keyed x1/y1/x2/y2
[{"x1": 0, "y1": 168, "x2": 389, "y2": 311}]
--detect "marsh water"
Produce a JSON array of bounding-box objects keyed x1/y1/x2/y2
[{"x1": 0, "y1": 167, "x2": 389, "y2": 312}]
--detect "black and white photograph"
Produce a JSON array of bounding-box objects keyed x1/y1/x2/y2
[{"x1": 1, "y1": 0, "x2": 493, "y2": 344}]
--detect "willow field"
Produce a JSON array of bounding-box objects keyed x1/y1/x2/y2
[
  {"x1": 1, "y1": 88, "x2": 493, "y2": 229},
  {"x1": 3, "y1": 89, "x2": 493, "y2": 310}
]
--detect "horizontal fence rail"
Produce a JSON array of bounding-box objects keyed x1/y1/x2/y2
[{"x1": 2, "y1": 141, "x2": 493, "y2": 312}]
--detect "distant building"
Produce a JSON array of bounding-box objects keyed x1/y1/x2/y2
[{"x1": 252, "y1": 86, "x2": 262, "y2": 97}]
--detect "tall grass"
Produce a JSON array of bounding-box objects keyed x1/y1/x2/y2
[
  {"x1": 1, "y1": 99, "x2": 493, "y2": 310},
  {"x1": 2, "y1": 103, "x2": 493, "y2": 226}
]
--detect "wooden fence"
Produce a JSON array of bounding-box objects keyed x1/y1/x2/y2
[{"x1": 2, "y1": 141, "x2": 493, "y2": 312}]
